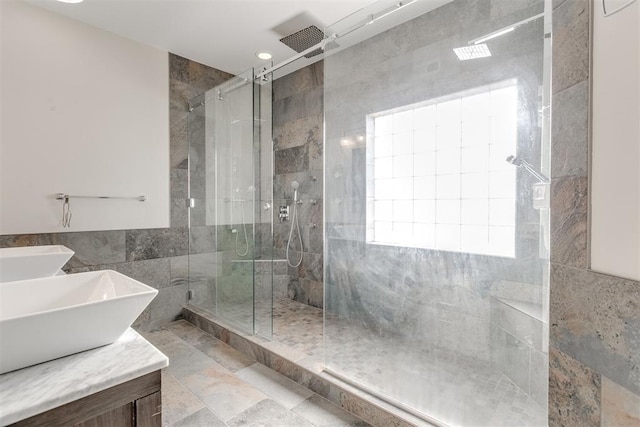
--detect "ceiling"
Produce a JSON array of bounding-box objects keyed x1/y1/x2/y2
[{"x1": 24, "y1": 0, "x2": 374, "y2": 77}]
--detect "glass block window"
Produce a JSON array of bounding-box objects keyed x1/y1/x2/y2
[{"x1": 367, "y1": 81, "x2": 517, "y2": 257}]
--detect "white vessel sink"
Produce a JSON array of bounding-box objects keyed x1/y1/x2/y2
[
  {"x1": 0, "y1": 245, "x2": 75, "y2": 283},
  {"x1": 0, "y1": 270, "x2": 158, "y2": 374}
]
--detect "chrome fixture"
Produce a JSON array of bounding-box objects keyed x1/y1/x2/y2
[
  {"x1": 55, "y1": 193, "x2": 145, "y2": 228},
  {"x1": 468, "y1": 13, "x2": 544, "y2": 45},
  {"x1": 55, "y1": 193, "x2": 146, "y2": 202},
  {"x1": 506, "y1": 155, "x2": 549, "y2": 183},
  {"x1": 279, "y1": 25, "x2": 325, "y2": 58},
  {"x1": 291, "y1": 180, "x2": 299, "y2": 202},
  {"x1": 279, "y1": 206, "x2": 290, "y2": 222},
  {"x1": 61, "y1": 195, "x2": 71, "y2": 228}
]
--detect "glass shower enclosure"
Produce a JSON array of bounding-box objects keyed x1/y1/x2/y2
[
  {"x1": 323, "y1": 0, "x2": 551, "y2": 425},
  {"x1": 183, "y1": 0, "x2": 551, "y2": 424},
  {"x1": 187, "y1": 67, "x2": 274, "y2": 338}
]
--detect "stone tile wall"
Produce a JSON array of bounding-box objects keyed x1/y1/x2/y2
[
  {"x1": 169, "y1": 54, "x2": 234, "y2": 227},
  {"x1": 0, "y1": 54, "x2": 233, "y2": 330},
  {"x1": 322, "y1": 0, "x2": 547, "y2": 362},
  {"x1": 548, "y1": 0, "x2": 640, "y2": 425},
  {"x1": 272, "y1": 61, "x2": 325, "y2": 308}
]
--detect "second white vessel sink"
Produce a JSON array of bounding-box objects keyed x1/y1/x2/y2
[
  {"x1": 0, "y1": 270, "x2": 158, "y2": 374},
  {"x1": 0, "y1": 245, "x2": 74, "y2": 283}
]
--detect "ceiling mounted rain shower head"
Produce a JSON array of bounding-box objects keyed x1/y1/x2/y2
[
  {"x1": 279, "y1": 25, "x2": 325, "y2": 58},
  {"x1": 453, "y1": 44, "x2": 492, "y2": 60}
]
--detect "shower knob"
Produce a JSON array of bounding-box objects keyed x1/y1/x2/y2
[{"x1": 263, "y1": 202, "x2": 271, "y2": 211}]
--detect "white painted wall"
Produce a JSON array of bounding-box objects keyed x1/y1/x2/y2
[
  {"x1": 0, "y1": 0, "x2": 169, "y2": 235},
  {"x1": 591, "y1": 0, "x2": 640, "y2": 280}
]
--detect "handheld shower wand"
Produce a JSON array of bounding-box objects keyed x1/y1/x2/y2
[
  {"x1": 232, "y1": 186, "x2": 253, "y2": 257},
  {"x1": 291, "y1": 180, "x2": 299, "y2": 203}
]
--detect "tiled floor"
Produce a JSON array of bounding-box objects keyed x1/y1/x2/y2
[{"x1": 140, "y1": 320, "x2": 370, "y2": 427}]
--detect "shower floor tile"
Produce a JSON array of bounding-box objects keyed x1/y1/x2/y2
[
  {"x1": 272, "y1": 297, "x2": 324, "y2": 358},
  {"x1": 140, "y1": 320, "x2": 370, "y2": 427},
  {"x1": 268, "y1": 297, "x2": 547, "y2": 427}
]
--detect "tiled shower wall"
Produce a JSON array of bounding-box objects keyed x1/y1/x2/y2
[
  {"x1": 323, "y1": 0, "x2": 547, "y2": 376},
  {"x1": 548, "y1": 0, "x2": 640, "y2": 425},
  {"x1": 272, "y1": 61, "x2": 325, "y2": 308},
  {"x1": 0, "y1": 54, "x2": 233, "y2": 330},
  {"x1": 168, "y1": 54, "x2": 234, "y2": 227}
]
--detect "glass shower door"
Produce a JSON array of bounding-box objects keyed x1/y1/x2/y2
[
  {"x1": 187, "y1": 68, "x2": 272, "y2": 337},
  {"x1": 323, "y1": 0, "x2": 550, "y2": 425}
]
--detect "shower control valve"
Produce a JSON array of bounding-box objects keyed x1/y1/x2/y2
[{"x1": 279, "y1": 206, "x2": 290, "y2": 222}]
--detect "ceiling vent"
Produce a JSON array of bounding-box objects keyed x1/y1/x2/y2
[{"x1": 279, "y1": 25, "x2": 325, "y2": 58}]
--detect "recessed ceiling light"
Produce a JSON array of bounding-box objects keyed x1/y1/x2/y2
[
  {"x1": 256, "y1": 51, "x2": 272, "y2": 60},
  {"x1": 56, "y1": 0, "x2": 84, "y2": 3}
]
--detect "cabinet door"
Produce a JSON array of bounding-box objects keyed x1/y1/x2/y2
[
  {"x1": 135, "y1": 391, "x2": 161, "y2": 427},
  {"x1": 74, "y1": 403, "x2": 133, "y2": 427}
]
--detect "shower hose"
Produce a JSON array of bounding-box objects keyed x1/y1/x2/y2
[
  {"x1": 286, "y1": 201, "x2": 303, "y2": 268},
  {"x1": 235, "y1": 200, "x2": 249, "y2": 257}
]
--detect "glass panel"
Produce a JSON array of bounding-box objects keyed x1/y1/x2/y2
[
  {"x1": 187, "y1": 68, "x2": 266, "y2": 336},
  {"x1": 187, "y1": 99, "x2": 216, "y2": 316},
  {"x1": 210, "y1": 70, "x2": 255, "y2": 333},
  {"x1": 325, "y1": 0, "x2": 550, "y2": 425}
]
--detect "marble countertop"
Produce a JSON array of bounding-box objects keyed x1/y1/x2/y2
[{"x1": 0, "y1": 328, "x2": 168, "y2": 425}]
